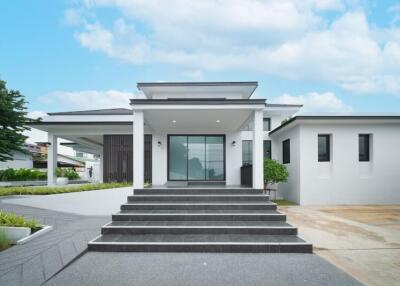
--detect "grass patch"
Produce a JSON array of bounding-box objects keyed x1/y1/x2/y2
[
  {"x1": 272, "y1": 199, "x2": 297, "y2": 206},
  {"x1": 0, "y1": 182, "x2": 131, "y2": 197},
  {"x1": 0, "y1": 231, "x2": 11, "y2": 251}
]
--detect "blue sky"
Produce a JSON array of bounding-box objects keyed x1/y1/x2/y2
[{"x1": 1, "y1": 0, "x2": 400, "y2": 115}]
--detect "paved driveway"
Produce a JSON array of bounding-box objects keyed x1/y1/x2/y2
[
  {"x1": 280, "y1": 205, "x2": 400, "y2": 286},
  {"x1": 44, "y1": 252, "x2": 362, "y2": 286}
]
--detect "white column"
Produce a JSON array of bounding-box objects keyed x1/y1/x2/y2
[
  {"x1": 133, "y1": 110, "x2": 144, "y2": 189},
  {"x1": 47, "y1": 133, "x2": 58, "y2": 186},
  {"x1": 99, "y1": 150, "x2": 104, "y2": 183},
  {"x1": 252, "y1": 110, "x2": 264, "y2": 189}
]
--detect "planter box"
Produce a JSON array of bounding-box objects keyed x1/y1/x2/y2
[
  {"x1": 0, "y1": 225, "x2": 53, "y2": 244},
  {"x1": 0, "y1": 226, "x2": 30, "y2": 243},
  {"x1": 56, "y1": 177, "x2": 69, "y2": 185}
]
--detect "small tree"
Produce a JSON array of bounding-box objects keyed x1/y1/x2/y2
[
  {"x1": 0, "y1": 80, "x2": 31, "y2": 162},
  {"x1": 264, "y1": 159, "x2": 289, "y2": 190}
]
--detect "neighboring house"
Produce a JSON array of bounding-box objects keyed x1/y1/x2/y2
[
  {"x1": 28, "y1": 82, "x2": 400, "y2": 205},
  {"x1": 0, "y1": 143, "x2": 42, "y2": 170}
]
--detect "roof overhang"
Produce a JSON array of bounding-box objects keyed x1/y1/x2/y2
[
  {"x1": 130, "y1": 99, "x2": 266, "y2": 110},
  {"x1": 269, "y1": 115, "x2": 400, "y2": 136},
  {"x1": 137, "y1": 82, "x2": 258, "y2": 99}
]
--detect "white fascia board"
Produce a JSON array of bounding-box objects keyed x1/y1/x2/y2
[
  {"x1": 42, "y1": 114, "x2": 133, "y2": 122},
  {"x1": 131, "y1": 104, "x2": 265, "y2": 110}
]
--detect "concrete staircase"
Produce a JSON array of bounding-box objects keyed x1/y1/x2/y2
[{"x1": 88, "y1": 188, "x2": 312, "y2": 253}]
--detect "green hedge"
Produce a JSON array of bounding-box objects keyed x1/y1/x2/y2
[
  {"x1": 0, "y1": 182, "x2": 131, "y2": 196},
  {"x1": 0, "y1": 168, "x2": 80, "y2": 181},
  {"x1": 0, "y1": 168, "x2": 47, "y2": 181}
]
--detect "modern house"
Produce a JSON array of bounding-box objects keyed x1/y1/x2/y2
[
  {"x1": 29, "y1": 81, "x2": 400, "y2": 205},
  {"x1": 28, "y1": 81, "x2": 400, "y2": 253}
]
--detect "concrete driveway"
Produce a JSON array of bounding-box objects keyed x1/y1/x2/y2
[{"x1": 280, "y1": 205, "x2": 400, "y2": 286}]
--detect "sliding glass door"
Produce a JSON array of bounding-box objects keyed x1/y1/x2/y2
[{"x1": 168, "y1": 135, "x2": 225, "y2": 181}]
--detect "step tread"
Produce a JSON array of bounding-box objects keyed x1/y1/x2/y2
[
  {"x1": 104, "y1": 221, "x2": 294, "y2": 227},
  {"x1": 117, "y1": 210, "x2": 283, "y2": 214},
  {"x1": 122, "y1": 202, "x2": 276, "y2": 205},
  {"x1": 90, "y1": 234, "x2": 307, "y2": 244}
]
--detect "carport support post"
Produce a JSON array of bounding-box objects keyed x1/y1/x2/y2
[
  {"x1": 252, "y1": 110, "x2": 264, "y2": 189},
  {"x1": 47, "y1": 133, "x2": 58, "y2": 186},
  {"x1": 133, "y1": 110, "x2": 144, "y2": 189}
]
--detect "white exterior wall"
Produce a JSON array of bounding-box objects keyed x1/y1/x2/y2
[
  {"x1": 299, "y1": 122, "x2": 400, "y2": 205},
  {"x1": 274, "y1": 126, "x2": 302, "y2": 203}
]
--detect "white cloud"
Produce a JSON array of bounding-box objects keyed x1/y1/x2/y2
[
  {"x1": 68, "y1": 1, "x2": 400, "y2": 95},
  {"x1": 40, "y1": 89, "x2": 135, "y2": 110},
  {"x1": 273, "y1": 92, "x2": 353, "y2": 113}
]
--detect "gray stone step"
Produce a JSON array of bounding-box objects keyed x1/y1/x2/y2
[
  {"x1": 120, "y1": 202, "x2": 277, "y2": 211},
  {"x1": 134, "y1": 188, "x2": 263, "y2": 195},
  {"x1": 112, "y1": 210, "x2": 286, "y2": 221},
  {"x1": 128, "y1": 194, "x2": 270, "y2": 202},
  {"x1": 101, "y1": 221, "x2": 297, "y2": 235},
  {"x1": 88, "y1": 234, "x2": 312, "y2": 253}
]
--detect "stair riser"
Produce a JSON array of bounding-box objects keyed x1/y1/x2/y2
[
  {"x1": 101, "y1": 227, "x2": 297, "y2": 235},
  {"x1": 128, "y1": 196, "x2": 270, "y2": 202},
  {"x1": 88, "y1": 243, "x2": 312, "y2": 253},
  {"x1": 121, "y1": 204, "x2": 277, "y2": 211},
  {"x1": 134, "y1": 189, "x2": 263, "y2": 195},
  {"x1": 112, "y1": 214, "x2": 286, "y2": 221}
]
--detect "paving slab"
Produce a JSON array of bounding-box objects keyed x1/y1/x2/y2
[
  {"x1": 280, "y1": 205, "x2": 400, "y2": 286},
  {"x1": 44, "y1": 252, "x2": 362, "y2": 286},
  {"x1": 0, "y1": 198, "x2": 108, "y2": 286}
]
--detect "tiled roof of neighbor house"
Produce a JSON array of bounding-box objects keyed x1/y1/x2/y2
[
  {"x1": 47, "y1": 108, "x2": 132, "y2": 116},
  {"x1": 269, "y1": 114, "x2": 400, "y2": 135}
]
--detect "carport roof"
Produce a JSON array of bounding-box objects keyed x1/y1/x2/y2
[
  {"x1": 47, "y1": 108, "x2": 132, "y2": 116},
  {"x1": 130, "y1": 98, "x2": 266, "y2": 105}
]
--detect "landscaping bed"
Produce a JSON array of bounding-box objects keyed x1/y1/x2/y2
[
  {"x1": 0, "y1": 182, "x2": 131, "y2": 196},
  {"x1": 0, "y1": 210, "x2": 51, "y2": 251}
]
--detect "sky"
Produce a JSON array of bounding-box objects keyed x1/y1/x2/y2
[{"x1": 1, "y1": 1, "x2": 400, "y2": 121}]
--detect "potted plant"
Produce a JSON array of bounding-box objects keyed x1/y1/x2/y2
[
  {"x1": 264, "y1": 159, "x2": 289, "y2": 196},
  {"x1": 56, "y1": 168, "x2": 79, "y2": 185}
]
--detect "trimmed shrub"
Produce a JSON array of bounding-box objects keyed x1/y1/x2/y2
[
  {"x1": 56, "y1": 168, "x2": 80, "y2": 180},
  {"x1": 0, "y1": 168, "x2": 47, "y2": 181},
  {"x1": 0, "y1": 231, "x2": 11, "y2": 251},
  {"x1": 0, "y1": 182, "x2": 131, "y2": 196}
]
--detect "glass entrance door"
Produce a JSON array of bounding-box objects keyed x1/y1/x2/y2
[{"x1": 168, "y1": 135, "x2": 225, "y2": 181}]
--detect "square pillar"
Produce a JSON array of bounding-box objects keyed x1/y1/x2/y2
[
  {"x1": 252, "y1": 110, "x2": 264, "y2": 189},
  {"x1": 133, "y1": 110, "x2": 144, "y2": 189},
  {"x1": 99, "y1": 151, "x2": 104, "y2": 183},
  {"x1": 47, "y1": 133, "x2": 58, "y2": 186}
]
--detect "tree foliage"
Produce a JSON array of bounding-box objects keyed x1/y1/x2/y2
[
  {"x1": 264, "y1": 159, "x2": 289, "y2": 187},
  {"x1": 0, "y1": 80, "x2": 31, "y2": 162}
]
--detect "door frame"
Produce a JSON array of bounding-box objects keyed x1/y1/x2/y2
[{"x1": 167, "y1": 134, "x2": 226, "y2": 182}]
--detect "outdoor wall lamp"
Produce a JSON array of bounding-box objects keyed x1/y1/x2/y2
[
  {"x1": 157, "y1": 141, "x2": 162, "y2": 147},
  {"x1": 232, "y1": 141, "x2": 236, "y2": 146}
]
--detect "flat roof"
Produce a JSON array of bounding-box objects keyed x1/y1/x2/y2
[
  {"x1": 269, "y1": 115, "x2": 400, "y2": 135},
  {"x1": 130, "y1": 98, "x2": 266, "y2": 105},
  {"x1": 47, "y1": 108, "x2": 132, "y2": 116},
  {"x1": 137, "y1": 81, "x2": 258, "y2": 99},
  {"x1": 137, "y1": 81, "x2": 258, "y2": 88}
]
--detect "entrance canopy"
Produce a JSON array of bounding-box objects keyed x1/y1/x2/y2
[{"x1": 131, "y1": 98, "x2": 266, "y2": 133}]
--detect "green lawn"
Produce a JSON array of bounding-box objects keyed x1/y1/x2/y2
[
  {"x1": 0, "y1": 182, "x2": 131, "y2": 196},
  {"x1": 272, "y1": 199, "x2": 297, "y2": 206}
]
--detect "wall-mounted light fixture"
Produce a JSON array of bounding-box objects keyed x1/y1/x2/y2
[
  {"x1": 232, "y1": 141, "x2": 236, "y2": 146},
  {"x1": 157, "y1": 141, "x2": 162, "y2": 147}
]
